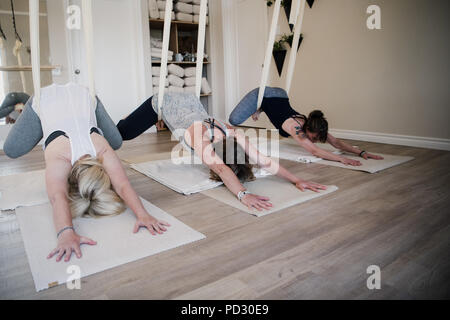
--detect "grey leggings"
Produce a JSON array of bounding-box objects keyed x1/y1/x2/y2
[
  {"x1": 3, "y1": 96, "x2": 123, "y2": 158},
  {"x1": 0, "y1": 92, "x2": 30, "y2": 118}
]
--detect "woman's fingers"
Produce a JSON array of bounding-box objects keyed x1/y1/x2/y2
[
  {"x1": 257, "y1": 196, "x2": 270, "y2": 202},
  {"x1": 47, "y1": 248, "x2": 59, "y2": 259},
  {"x1": 152, "y1": 223, "x2": 163, "y2": 234},
  {"x1": 80, "y1": 236, "x2": 97, "y2": 246},
  {"x1": 56, "y1": 248, "x2": 65, "y2": 262},
  {"x1": 74, "y1": 245, "x2": 82, "y2": 259},
  {"x1": 133, "y1": 222, "x2": 140, "y2": 233},
  {"x1": 146, "y1": 224, "x2": 156, "y2": 235},
  {"x1": 159, "y1": 220, "x2": 171, "y2": 227},
  {"x1": 157, "y1": 223, "x2": 167, "y2": 232},
  {"x1": 64, "y1": 248, "x2": 73, "y2": 262}
]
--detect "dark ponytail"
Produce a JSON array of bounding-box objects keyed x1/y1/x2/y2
[{"x1": 305, "y1": 110, "x2": 328, "y2": 143}]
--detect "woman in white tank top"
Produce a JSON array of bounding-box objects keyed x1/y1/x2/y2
[{"x1": 31, "y1": 83, "x2": 170, "y2": 263}]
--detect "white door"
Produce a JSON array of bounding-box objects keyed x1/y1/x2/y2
[
  {"x1": 66, "y1": 0, "x2": 88, "y2": 85},
  {"x1": 233, "y1": 0, "x2": 272, "y2": 128}
]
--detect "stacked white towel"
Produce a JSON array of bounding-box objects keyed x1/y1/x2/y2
[
  {"x1": 159, "y1": 11, "x2": 175, "y2": 20},
  {"x1": 148, "y1": 0, "x2": 159, "y2": 19},
  {"x1": 168, "y1": 74, "x2": 185, "y2": 87},
  {"x1": 151, "y1": 47, "x2": 174, "y2": 61},
  {"x1": 180, "y1": 76, "x2": 212, "y2": 95}
]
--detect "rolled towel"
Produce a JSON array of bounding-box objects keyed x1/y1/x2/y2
[
  {"x1": 167, "y1": 64, "x2": 185, "y2": 77},
  {"x1": 151, "y1": 52, "x2": 173, "y2": 60},
  {"x1": 184, "y1": 86, "x2": 196, "y2": 94},
  {"x1": 193, "y1": 4, "x2": 208, "y2": 15},
  {"x1": 178, "y1": 0, "x2": 193, "y2": 3},
  {"x1": 152, "y1": 76, "x2": 169, "y2": 87},
  {"x1": 192, "y1": 0, "x2": 201, "y2": 4},
  {"x1": 148, "y1": 0, "x2": 159, "y2": 19},
  {"x1": 184, "y1": 77, "x2": 196, "y2": 87},
  {"x1": 168, "y1": 74, "x2": 185, "y2": 87},
  {"x1": 184, "y1": 67, "x2": 196, "y2": 77},
  {"x1": 174, "y1": 2, "x2": 193, "y2": 14},
  {"x1": 156, "y1": 0, "x2": 166, "y2": 11},
  {"x1": 175, "y1": 12, "x2": 193, "y2": 23},
  {"x1": 168, "y1": 86, "x2": 184, "y2": 93},
  {"x1": 150, "y1": 38, "x2": 163, "y2": 49},
  {"x1": 159, "y1": 11, "x2": 175, "y2": 20},
  {"x1": 152, "y1": 66, "x2": 168, "y2": 76},
  {"x1": 201, "y1": 77, "x2": 212, "y2": 94},
  {"x1": 193, "y1": 15, "x2": 209, "y2": 24},
  {"x1": 151, "y1": 47, "x2": 174, "y2": 56}
]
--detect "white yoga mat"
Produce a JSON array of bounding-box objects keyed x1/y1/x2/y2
[
  {"x1": 317, "y1": 154, "x2": 415, "y2": 173},
  {"x1": 201, "y1": 176, "x2": 338, "y2": 217},
  {"x1": 0, "y1": 170, "x2": 48, "y2": 210},
  {"x1": 252, "y1": 138, "x2": 414, "y2": 173},
  {"x1": 16, "y1": 197, "x2": 206, "y2": 292},
  {"x1": 130, "y1": 156, "x2": 271, "y2": 195}
]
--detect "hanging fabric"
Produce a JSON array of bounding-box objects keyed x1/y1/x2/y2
[
  {"x1": 11, "y1": 0, "x2": 27, "y2": 93},
  {"x1": 285, "y1": 0, "x2": 306, "y2": 93},
  {"x1": 81, "y1": 0, "x2": 96, "y2": 104},
  {"x1": 256, "y1": 0, "x2": 282, "y2": 109},
  {"x1": 157, "y1": 0, "x2": 173, "y2": 121},
  {"x1": 29, "y1": 0, "x2": 40, "y2": 112},
  {"x1": 0, "y1": 19, "x2": 7, "y2": 49},
  {"x1": 194, "y1": 0, "x2": 208, "y2": 98}
]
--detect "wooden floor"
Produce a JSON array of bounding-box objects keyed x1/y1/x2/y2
[{"x1": 0, "y1": 131, "x2": 449, "y2": 299}]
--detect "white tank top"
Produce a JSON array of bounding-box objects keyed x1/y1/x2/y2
[{"x1": 32, "y1": 83, "x2": 98, "y2": 165}]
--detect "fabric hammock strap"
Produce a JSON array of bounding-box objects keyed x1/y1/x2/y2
[
  {"x1": 0, "y1": 20, "x2": 6, "y2": 41},
  {"x1": 10, "y1": 0, "x2": 22, "y2": 42},
  {"x1": 157, "y1": 0, "x2": 173, "y2": 121},
  {"x1": 29, "y1": 0, "x2": 40, "y2": 111},
  {"x1": 285, "y1": 0, "x2": 306, "y2": 93},
  {"x1": 256, "y1": 0, "x2": 282, "y2": 109},
  {"x1": 194, "y1": 0, "x2": 208, "y2": 98}
]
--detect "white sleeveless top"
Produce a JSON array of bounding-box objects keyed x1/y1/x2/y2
[{"x1": 32, "y1": 83, "x2": 98, "y2": 165}]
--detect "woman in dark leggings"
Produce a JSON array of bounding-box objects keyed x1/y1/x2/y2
[
  {"x1": 229, "y1": 87, "x2": 383, "y2": 165},
  {"x1": 117, "y1": 92, "x2": 327, "y2": 212}
]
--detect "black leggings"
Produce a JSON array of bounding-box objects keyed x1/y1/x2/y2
[{"x1": 117, "y1": 96, "x2": 158, "y2": 140}]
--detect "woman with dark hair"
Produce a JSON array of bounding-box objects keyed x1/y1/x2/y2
[
  {"x1": 117, "y1": 92, "x2": 327, "y2": 212},
  {"x1": 229, "y1": 87, "x2": 383, "y2": 166}
]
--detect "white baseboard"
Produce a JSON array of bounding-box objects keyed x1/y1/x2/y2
[{"x1": 329, "y1": 129, "x2": 450, "y2": 151}]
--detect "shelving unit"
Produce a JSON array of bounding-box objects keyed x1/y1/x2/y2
[{"x1": 149, "y1": 17, "x2": 212, "y2": 114}]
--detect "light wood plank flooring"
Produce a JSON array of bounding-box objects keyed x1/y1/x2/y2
[{"x1": 0, "y1": 131, "x2": 449, "y2": 299}]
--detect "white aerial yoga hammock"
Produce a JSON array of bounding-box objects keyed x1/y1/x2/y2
[
  {"x1": 157, "y1": 0, "x2": 208, "y2": 120},
  {"x1": 257, "y1": 0, "x2": 306, "y2": 107},
  {"x1": 157, "y1": 0, "x2": 173, "y2": 121},
  {"x1": 29, "y1": 0, "x2": 97, "y2": 112},
  {"x1": 285, "y1": 0, "x2": 306, "y2": 93},
  {"x1": 194, "y1": 0, "x2": 208, "y2": 98},
  {"x1": 10, "y1": 0, "x2": 28, "y2": 94}
]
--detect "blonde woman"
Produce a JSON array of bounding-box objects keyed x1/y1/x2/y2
[{"x1": 4, "y1": 83, "x2": 170, "y2": 262}]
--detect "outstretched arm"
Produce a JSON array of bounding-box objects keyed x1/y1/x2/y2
[
  {"x1": 187, "y1": 124, "x2": 272, "y2": 212},
  {"x1": 98, "y1": 136, "x2": 170, "y2": 234},
  {"x1": 233, "y1": 130, "x2": 327, "y2": 193},
  {"x1": 327, "y1": 134, "x2": 384, "y2": 160},
  {"x1": 45, "y1": 152, "x2": 97, "y2": 262}
]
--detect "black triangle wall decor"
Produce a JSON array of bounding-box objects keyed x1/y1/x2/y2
[
  {"x1": 283, "y1": 0, "x2": 293, "y2": 26},
  {"x1": 307, "y1": 0, "x2": 315, "y2": 8},
  {"x1": 273, "y1": 49, "x2": 287, "y2": 76},
  {"x1": 287, "y1": 34, "x2": 304, "y2": 52}
]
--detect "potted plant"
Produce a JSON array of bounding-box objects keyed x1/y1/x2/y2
[
  {"x1": 281, "y1": 33, "x2": 303, "y2": 52},
  {"x1": 272, "y1": 39, "x2": 287, "y2": 76}
]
